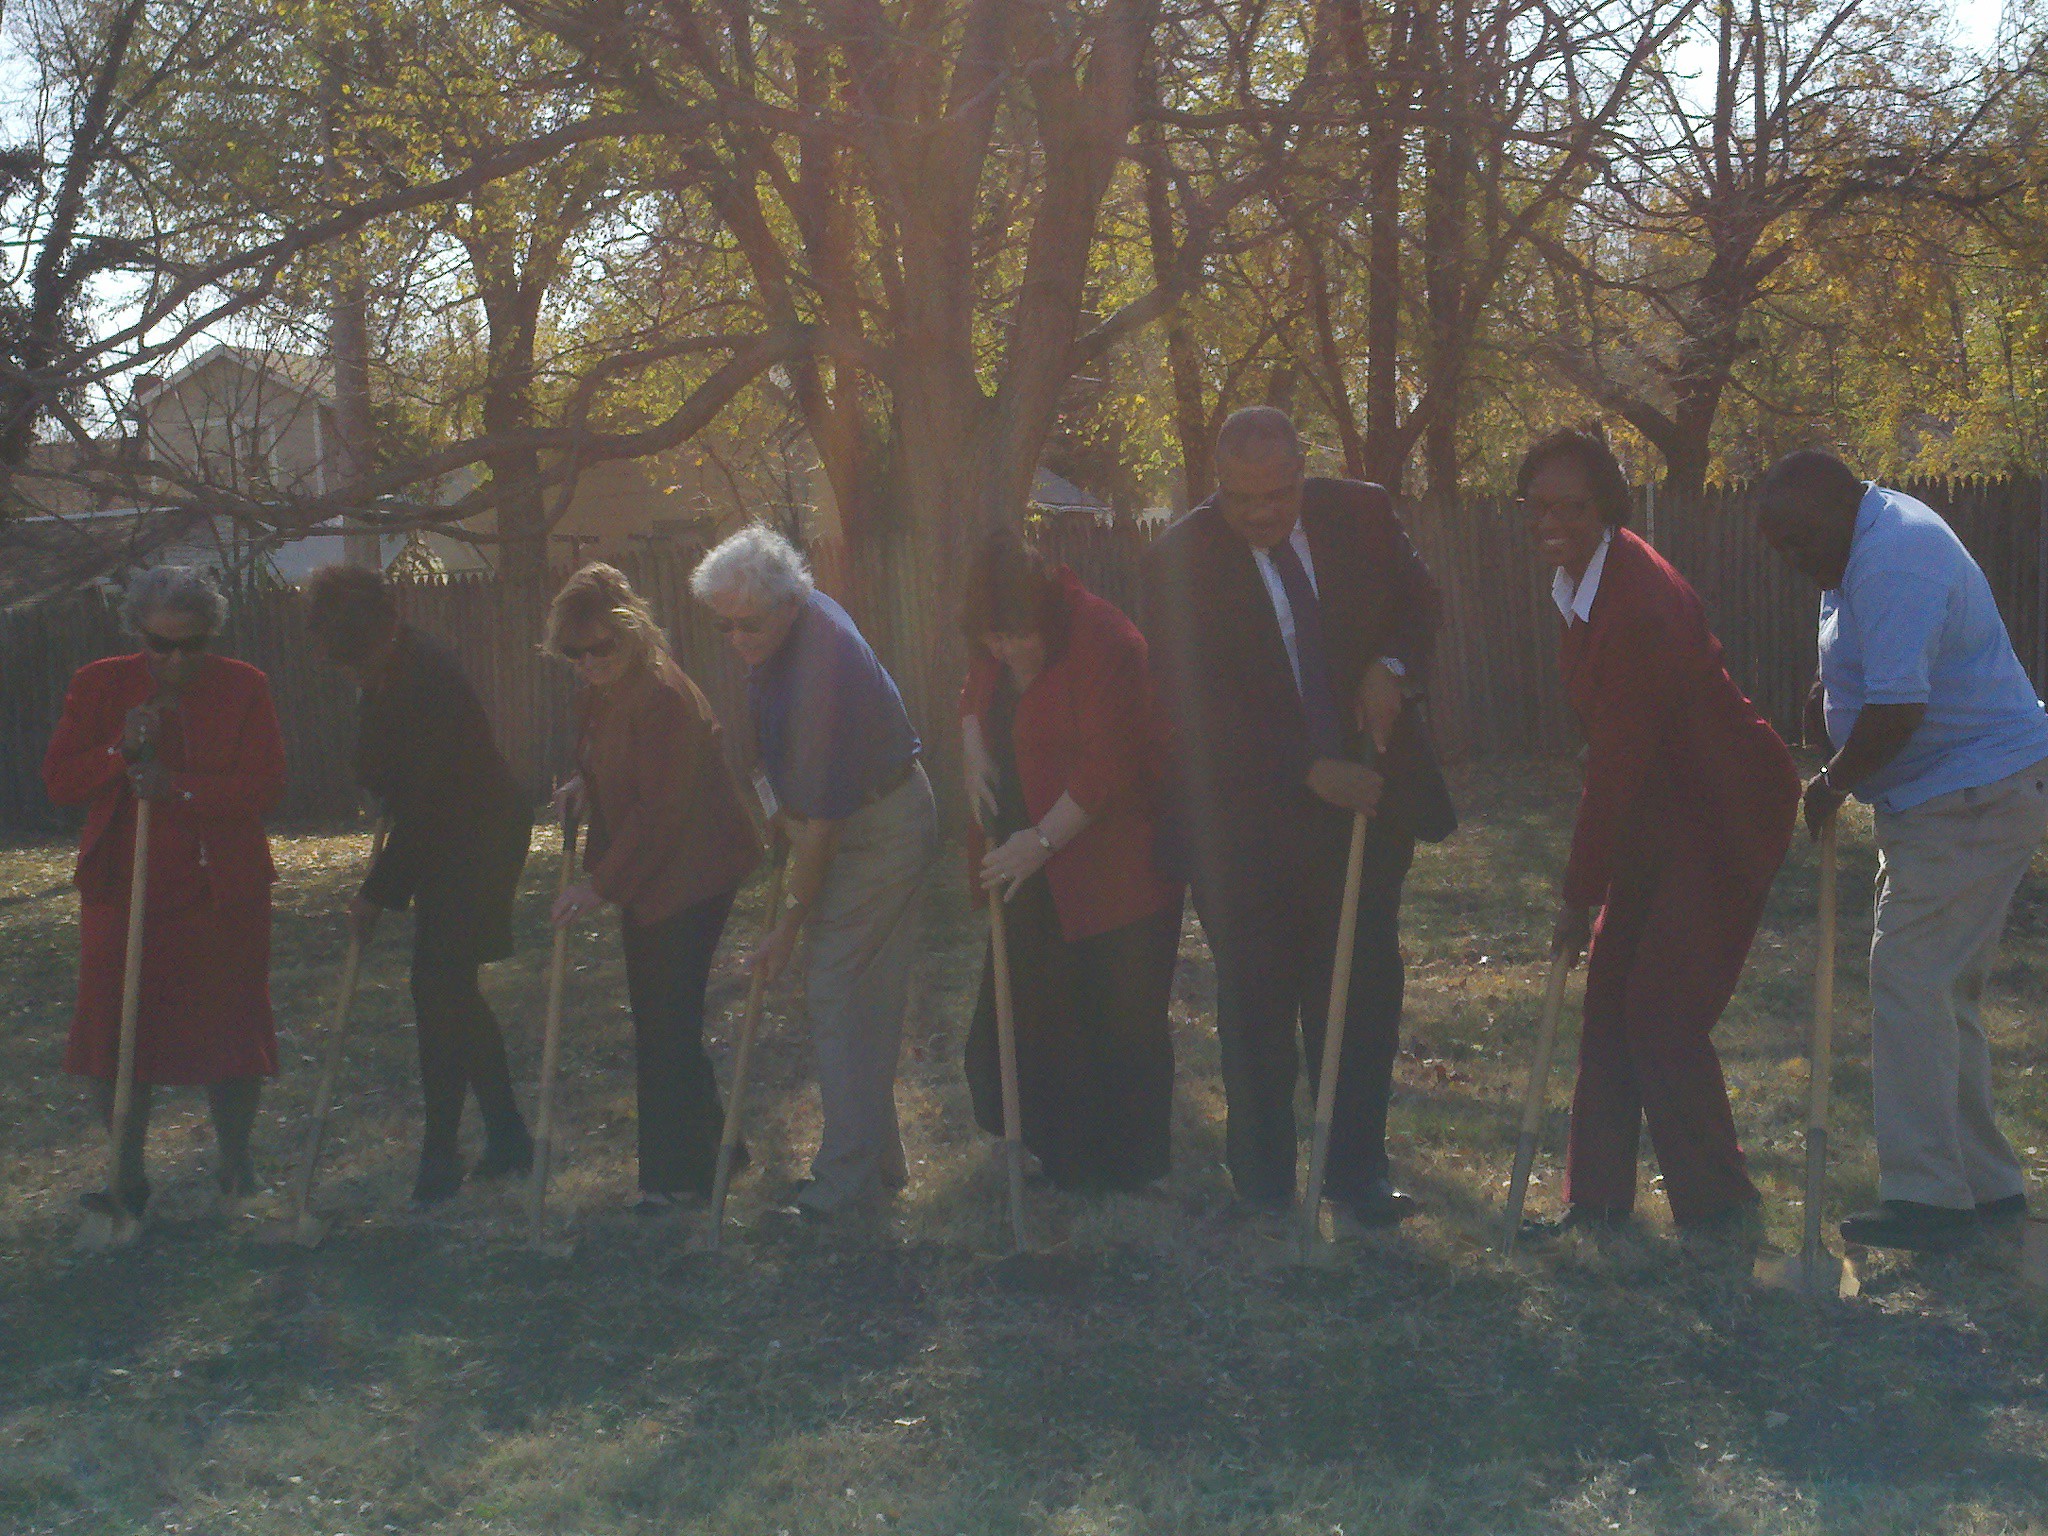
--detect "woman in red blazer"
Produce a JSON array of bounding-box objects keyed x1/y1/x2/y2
[
  {"x1": 42, "y1": 566, "x2": 286, "y2": 1220},
  {"x1": 959, "y1": 535, "x2": 1185, "y2": 1192},
  {"x1": 1522, "y1": 430, "x2": 1797, "y2": 1240}
]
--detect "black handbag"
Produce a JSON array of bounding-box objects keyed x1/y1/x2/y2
[{"x1": 1376, "y1": 698, "x2": 1458, "y2": 844}]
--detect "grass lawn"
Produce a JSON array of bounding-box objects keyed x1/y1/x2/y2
[{"x1": 2, "y1": 759, "x2": 2047, "y2": 1535}]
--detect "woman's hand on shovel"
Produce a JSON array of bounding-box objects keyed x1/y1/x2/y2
[
  {"x1": 551, "y1": 881, "x2": 603, "y2": 928},
  {"x1": 1550, "y1": 903, "x2": 1592, "y2": 969},
  {"x1": 981, "y1": 830, "x2": 1052, "y2": 901}
]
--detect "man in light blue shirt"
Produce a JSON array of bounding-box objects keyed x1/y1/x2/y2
[{"x1": 1759, "y1": 451, "x2": 2048, "y2": 1251}]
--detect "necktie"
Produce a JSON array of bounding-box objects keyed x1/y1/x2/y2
[{"x1": 1267, "y1": 536, "x2": 1345, "y2": 758}]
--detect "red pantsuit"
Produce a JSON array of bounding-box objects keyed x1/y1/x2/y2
[
  {"x1": 42, "y1": 653, "x2": 286, "y2": 1085},
  {"x1": 1559, "y1": 529, "x2": 1797, "y2": 1223}
]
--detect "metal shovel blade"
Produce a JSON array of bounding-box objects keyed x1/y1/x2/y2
[{"x1": 1753, "y1": 1245, "x2": 1860, "y2": 1299}]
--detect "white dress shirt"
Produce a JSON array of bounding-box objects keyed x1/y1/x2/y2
[
  {"x1": 1252, "y1": 521, "x2": 1319, "y2": 692},
  {"x1": 1551, "y1": 528, "x2": 1612, "y2": 626}
]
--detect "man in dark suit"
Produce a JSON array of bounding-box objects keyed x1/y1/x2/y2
[{"x1": 1142, "y1": 407, "x2": 1443, "y2": 1225}]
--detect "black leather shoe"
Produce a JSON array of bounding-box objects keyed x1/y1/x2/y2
[
  {"x1": 216, "y1": 1156, "x2": 258, "y2": 1198},
  {"x1": 81, "y1": 1180, "x2": 151, "y2": 1220},
  {"x1": 1840, "y1": 1200, "x2": 1978, "y2": 1251},
  {"x1": 471, "y1": 1130, "x2": 535, "y2": 1181},
  {"x1": 411, "y1": 1150, "x2": 465, "y2": 1206},
  {"x1": 1519, "y1": 1204, "x2": 1631, "y2": 1242},
  {"x1": 1977, "y1": 1192, "x2": 2028, "y2": 1227},
  {"x1": 1332, "y1": 1175, "x2": 1418, "y2": 1227}
]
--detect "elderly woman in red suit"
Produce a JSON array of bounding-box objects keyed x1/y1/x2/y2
[
  {"x1": 42, "y1": 566, "x2": 286, "y2": 1220},
  {"x1": 959, "y1": 534, "x2": 1184, "y2": 1192},
  {"x1": 1522, "y1": 429, "x2": 1798, "y2": 1241}
]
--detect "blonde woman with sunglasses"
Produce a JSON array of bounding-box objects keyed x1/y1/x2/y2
[{"x1": 546, "y1": 564, "x2": 760, "y2": 1213}]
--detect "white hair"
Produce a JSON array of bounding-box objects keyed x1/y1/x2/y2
[
  {"x1": 690, "y1": 523, "x2": 814, "y2": 608},
  {"x1": 121, "y1": 564, "x2": 227, "y2": 636}
]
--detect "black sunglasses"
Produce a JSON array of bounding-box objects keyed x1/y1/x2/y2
[
  {"x1": 142, "y1": 631, "x2": 209, "y2": 655},
  {"x1": 560, "y1": 638, "x2": 619, "y2": 661}
]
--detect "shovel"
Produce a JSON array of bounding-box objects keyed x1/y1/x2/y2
[
  {"x1": 988, "y1": 873, "x2": 1030, "y2": 1254},
  {"x1": 1499, "y1": 952, "x2": 1574, "y2": 1253},
  {"x1": 526, "y1": 808, "x2": 582, "y2": 1250},
  {"x1": 702, "y1": 845, "x2": 788, "y2": 1253},
  {"x1": 1298, "y1": 810, "x2": 1369, "y2": 1259},
  {"x1": 274, "y1": 819, "x2": 389, "y2": 1249},
  {"x1": 1755, "y1": 819, "x2": 1859, "y2": 1299},
  {"x1": 76, "y1": 797, "x2": 152, "y2": 1255}
]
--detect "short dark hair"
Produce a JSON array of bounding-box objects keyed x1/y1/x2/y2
[
  {"x1": 305, "y1": 563, "x2": 398, "y2": 662},
  {"x1": 958, "y1": 530, "x2": 1068, "y2": 648},
  {"x1": 1516, "y1": 428, "x2": 1633, "y2": 527},
  {"x1": 1759, "y1": 450, "x2": 1863, "y2": 513}
]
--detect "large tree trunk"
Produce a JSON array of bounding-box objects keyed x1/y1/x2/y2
[
  {"x1": 1141, "y1": 135, "x2": 1211, "y2": 505},
  {"x1": 329, "y1": 274, "x2": 380, "y2": 568},
  {"x1": 478, "y1": 284, "x2": 549, "y2": 585}
]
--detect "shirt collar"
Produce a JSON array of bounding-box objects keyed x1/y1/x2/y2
[{"x1": 1551, "y1": 527, "x2": 1613, "y2": 624}]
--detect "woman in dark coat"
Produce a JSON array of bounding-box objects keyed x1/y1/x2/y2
[
  {"x1": 959, "y1": 535, "x2": 1185, "y2": 1192},
  {"x1": 306, "y1": 563, "x2": 534, "y2": 1204},
  {"x1": 546, "y1": 564, "x2": 761, "y2": 1212},
  {"x1": 1522, "y1": 429, "x2": 1799, "y2": 1238},
  {"x1": 43, "y1": 566, "x2": 286, "y2": 1216}
]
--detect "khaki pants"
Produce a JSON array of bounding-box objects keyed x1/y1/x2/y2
[
  {"x1": 799, "y1": 764, "x2": 938, "y2": 1211},
  {"x1": 1869, "y1": 757, "x2": 2048, "y2": 1209}
]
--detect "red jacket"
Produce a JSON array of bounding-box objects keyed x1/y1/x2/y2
[
  {"x1": 960, "y1": 568, "x2": 1182, "y2": 941},
  {"x1": 1560, "y1": 528, "x2": 1797, "y2": 908},
  {"x1": 42, "y1": 653, "x2": 286, "y2": 910}
]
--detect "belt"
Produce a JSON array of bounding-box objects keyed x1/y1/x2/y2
[{"x1": 858, "y1": 755, "x2": 920, "y2": 811}]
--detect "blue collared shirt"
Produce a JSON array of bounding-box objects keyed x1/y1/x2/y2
[
  {"x1": 1819, "y1": 484, "x2": 2048, "y2": 812},
  {"x1": 748, "y1": 590, "x2": 920, "y2": 821}
]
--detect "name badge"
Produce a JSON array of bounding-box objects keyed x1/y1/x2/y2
[{"x1": 751, "y1": 769, "x2": 780, "y2": 823}]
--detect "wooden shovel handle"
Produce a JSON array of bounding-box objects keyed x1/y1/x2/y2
[
  {"x1": 106, "y1": 797, "x2": 152, "y2": 1208},
  {"x1": 1500, "y1": 952, "x2": 1573, "y2": 1252},
  {"x1": 989, "y1": 885, "x2": 1028, "y2": 1253},
  {"x1": 1300, "y1": 811, "x2": 1370, "y2": 1249},
  {"x1": 707, "y1": 847, "x2": 788, "y2": 1250},
  {"x1": 527, "y1": 812, "x2": 581, "y2": 1244},
  {"x1": 1803, "y1": 821, "x2": 1839, "y2": 1270},
  {"x1": 289, "y1": 818, "x2": 389, "y2": 1225}
]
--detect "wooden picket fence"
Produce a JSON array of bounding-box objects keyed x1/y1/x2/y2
[{"x1": 4, "y1": 475, "x2": 2046, "y2": 836}]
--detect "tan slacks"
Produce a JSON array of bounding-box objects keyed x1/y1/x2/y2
[
  {"x1": 799, "y1": 763, "x2": 938, "y2": 1211},
  {"x1": 1869, "y1": 757, "x2": 2048, "y2": 1209}
]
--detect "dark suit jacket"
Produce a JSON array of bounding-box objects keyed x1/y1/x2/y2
[{"x1": 1140, "y1": 477, "x2": 1446, "y2": 909}]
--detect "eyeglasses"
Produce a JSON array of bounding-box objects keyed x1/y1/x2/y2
[
  {"x1": 560, "y1": 638, "x2": 619, "y2": 661},
  {"x1": 713, "y1": 615, "x2": 770, "y2": 635},
  {"x1": 142, "y1": 631, "x2": 209, "y2": 655},
  {"x1": 1515, "y1": 494, "x2": 1597, "y2": 520}
]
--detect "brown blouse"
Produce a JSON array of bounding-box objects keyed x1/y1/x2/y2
[{"x1": 577, "y1": 654, "x2": 760, "y2": 925}]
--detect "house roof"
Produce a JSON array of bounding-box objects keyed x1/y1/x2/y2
[
  {"x1": 1030, "y1": 468, "x2": 1110, "y2": 513},
  {"x1": 137, "y1": 343, "x2": 332, "y2": 410}
]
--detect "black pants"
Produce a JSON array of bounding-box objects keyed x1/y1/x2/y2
[
  {"x1": 965, "y1": 887, "x2": 1181, "y2": 1192},
  {"x1": 1197, "y1": 818, "x2": 1413, "y2": 1206},
  {"x1": 410, "y1": 951, "x2": 527, "y2": 1159},
  {"x1": 622, "y1": 887, "x2": 738, "y2": 1195},
  {"x1": 93, "y1": 1077, "x2": 262, "y2": 1195}
]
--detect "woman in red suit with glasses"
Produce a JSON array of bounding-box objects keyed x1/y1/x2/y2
[
  {"x1": 42, "y1": 566, "x2": 286, "y2": 1221},
  {"x1": 1519, "y1": 429, "x2": 1798, "y2": 1243}
]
